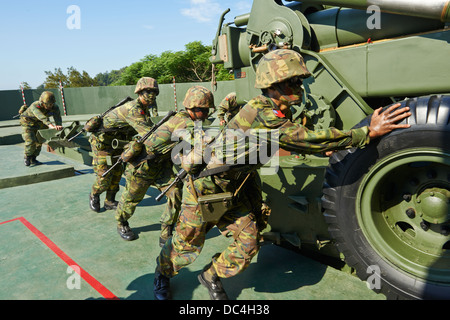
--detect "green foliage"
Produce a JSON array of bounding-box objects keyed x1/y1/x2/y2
[
  {"x1": 43, "y1": 67, "x2": 98, "y2": 88},
  {"x1": 94, "y1": 68, "x2": 125, "y2": 86},
  {"x1": 43, "y1": 68, "x2": 68, "y2": 88},
  {"x1": 112, "y1": 41, "x2": 233, "y2": 86},
  {"x1": 20, "y1": 82, "x2": 32, "y2": 90},
  {"x1": 42, "y1": 41, "x2": 233, "y2": 88}
]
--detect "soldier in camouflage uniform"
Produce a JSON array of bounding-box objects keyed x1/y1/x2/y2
[
  {"x1": 153, "y1": 49, "x2": 412, "y2": 300},
  {"x1": 88, "y1": 77, "x2": 157, "y2": 214},
  {"x1": 19, "y1": 91, "x2": 63, "y2": 166},
  {"x1": 216, "y1": 92, "x2": 241, "y2": 126},
  {"x1": 115, "y1": 85, "x2": 215, "y2": 241}
]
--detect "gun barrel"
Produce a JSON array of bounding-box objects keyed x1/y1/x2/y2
[
  {"x1": 156, "y1": 169, "x2": 187, "y2": 202},
  {"x1": 67, "y1": 129, "x2": 84, "y2": 142},
  {"x1": 139, "y1": 110, "x2": 176, "y2": 143},
  {"x1": 300, "y1": 0, "x2": 450, "y2": 22},
  {"x1": 111, "y1": 139, "x2": 130, "y2": 150},
  {"x1": 101, "y1": 158, "x2": 123, "y2": 178}
]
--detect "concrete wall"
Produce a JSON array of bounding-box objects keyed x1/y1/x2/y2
[{"x1": 0, "y1": 81, "x2": 235, "y2": 120}]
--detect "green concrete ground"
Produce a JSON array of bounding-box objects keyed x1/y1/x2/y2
[{"x1": 0, "y1": 143, "x2": 384, "y2": 301}]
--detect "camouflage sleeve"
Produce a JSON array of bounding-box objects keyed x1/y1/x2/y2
[
  {"x1": 143, "y1": 113, "x2": 192, "y2": 155},
  {"x1": 217, "y1": 92, "x2": 237, "y2": 121},
  {"x1": 29, "y1": 104, "x2": 52, "y2": 126},
  {"x1": 278, "y1": 120, "x2": 370, "y2": 153},
  {"x1": 248, "y1": 99, "x2": 370, "y2": 153},
  {"x1": 216, "y1": 101, "x2": 228, "y2": 121},
  {"x1": 52, "y1": 105, "x2": 63, "y2": 126}
]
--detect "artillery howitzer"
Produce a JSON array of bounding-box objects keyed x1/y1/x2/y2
[{"x1": 211, "y1": 0, "x2": 450, "y2": 299}]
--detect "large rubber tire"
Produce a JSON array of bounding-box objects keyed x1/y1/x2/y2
[{"x1": 322, "y1": 95, "x2": 450, "y2": 300}]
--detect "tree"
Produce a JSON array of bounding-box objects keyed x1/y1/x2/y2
[
  {"x1": 111, "y1": 41, "x2": 233, "y2": 86},
  {"x1": 43, "y1": 67, "x2": 98, "y2": 88},
  {"x1": 43, "y1": 68, "x2": 69, "y2": 88},
  {"x1": 182, "y1": 41, "x2": 215, "y2": 82},
  {"x1": 94, "y1": 68, "x2": 125, "y2": 86},
  {"x1": 20, "y1": 82, "x2": 32, "y2": 90},
  {"x1": 41, "y1": 41, "x2": 234, "y2": 88},
  {"x1": 111, "y1": 62, "x2": 144, "y2": 86},
  {"x1": 67, "y1": 67, "x2": 98, "y2": 87}
]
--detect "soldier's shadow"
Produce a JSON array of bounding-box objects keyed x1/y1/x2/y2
[
  {"x1": 132, "y1": 223, "x2": 161, "y2": 239},
  {"x1": 40, "y1": 160, "x2": 67, "y2": 166},
  {"x1": 122, "y1": 269, "x2": 204, "y2": 300},
  {"x1": 224, "y1": 244, "x2": 327, "y2": 299},
  {"x1": 122, "y1": 242, "x2": 326, "y2": 300}
]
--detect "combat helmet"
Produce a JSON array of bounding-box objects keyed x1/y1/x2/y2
[
  {"x1": 135, "y1": 77, "x2": 159, "y2": 95},
  {"x1": 183, "y1": 86, "x2": 215, "y2": 110},
  {"x1": 255, "y1": 49, "x2": 311, "y2": 89},
  {"x1": 39, "y1": 91, "x2": 56, "y2": 105}
]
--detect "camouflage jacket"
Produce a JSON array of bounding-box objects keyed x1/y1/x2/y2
[
  {"x1": 144, "y1": 111, "x2": 196, "y2": 159},
  {"x1": 99, "y1": 98, "x2": 154, "y2": 139},
  {"x1": 19, "y1": 101, "x2": 62, "y2": 128},
  {"x1": 185, "y1": 94, "x2": 370, "y2": 174},
  {"x1": 217, "y1": 92, "x2": 240, "y2": 122}
]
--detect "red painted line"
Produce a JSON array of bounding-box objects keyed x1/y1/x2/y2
[
  {"x1": 0, "y1": 217, "x2": 23, "y2": 226},
  {"x1": 1, "y1": 217, "x2": 119, "y2": 300}
]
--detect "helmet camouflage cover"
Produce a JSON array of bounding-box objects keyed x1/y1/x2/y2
[
  {"x1": 135, "y1": 77, "x2": 159, "y2": 95},
  {"x1": 255, "y1": 49, "x2": 311, "y2": 89},
  {"x1": 39, "y1": 91, "x2": 56, "y2": 104},
  {"x1": 183, "y1": 85, "x2": 215, "y2": 109}
]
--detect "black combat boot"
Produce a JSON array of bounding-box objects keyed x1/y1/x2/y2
[
  {"x1": 198, "y1": 264, "x2": 229, "y2": 300},
  {"x1": 89, "y1": 193, "x2": 101, "y2": 212},
  {"x1": 24, "y1": 156, "x2": 31, "y2": 166},
  {"x1": 153, "y1": 270, "x2": 171, "y2": 300},
  {"x1": 30, "y1": 156, "x2": 42, "y2": 165},
  {"x1": 104, "y1": 191, "x2": 118, "y2": 210},
  {"x1": 117, "y1": 221, "x2": 136, "y2": 241}
]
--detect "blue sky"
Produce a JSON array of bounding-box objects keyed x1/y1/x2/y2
[{"x1": 0, "y1": 0, "x2": 253, "y2": 90}]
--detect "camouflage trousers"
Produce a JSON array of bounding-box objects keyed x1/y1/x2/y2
[
  {"x1": 90, "y1": 137, "x2": 123, "y2": 195},
  {"x1": 115, "y1": 159, "x2": 182, "y2": 238},
  {"x1": 21, "y1": 124, "x2": 45, "y2": 157},
  {"x1": 157, "y1": 171, "x2": 264, "y2": 279}
]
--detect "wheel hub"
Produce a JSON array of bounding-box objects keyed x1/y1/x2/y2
[{"x1": 417, "y1": 188, "x2": 450, "y2": 224}]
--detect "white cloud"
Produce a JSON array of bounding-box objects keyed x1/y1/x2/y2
[{"x1": 180, "y1": 0, "x2": 223, "y2": 23}]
